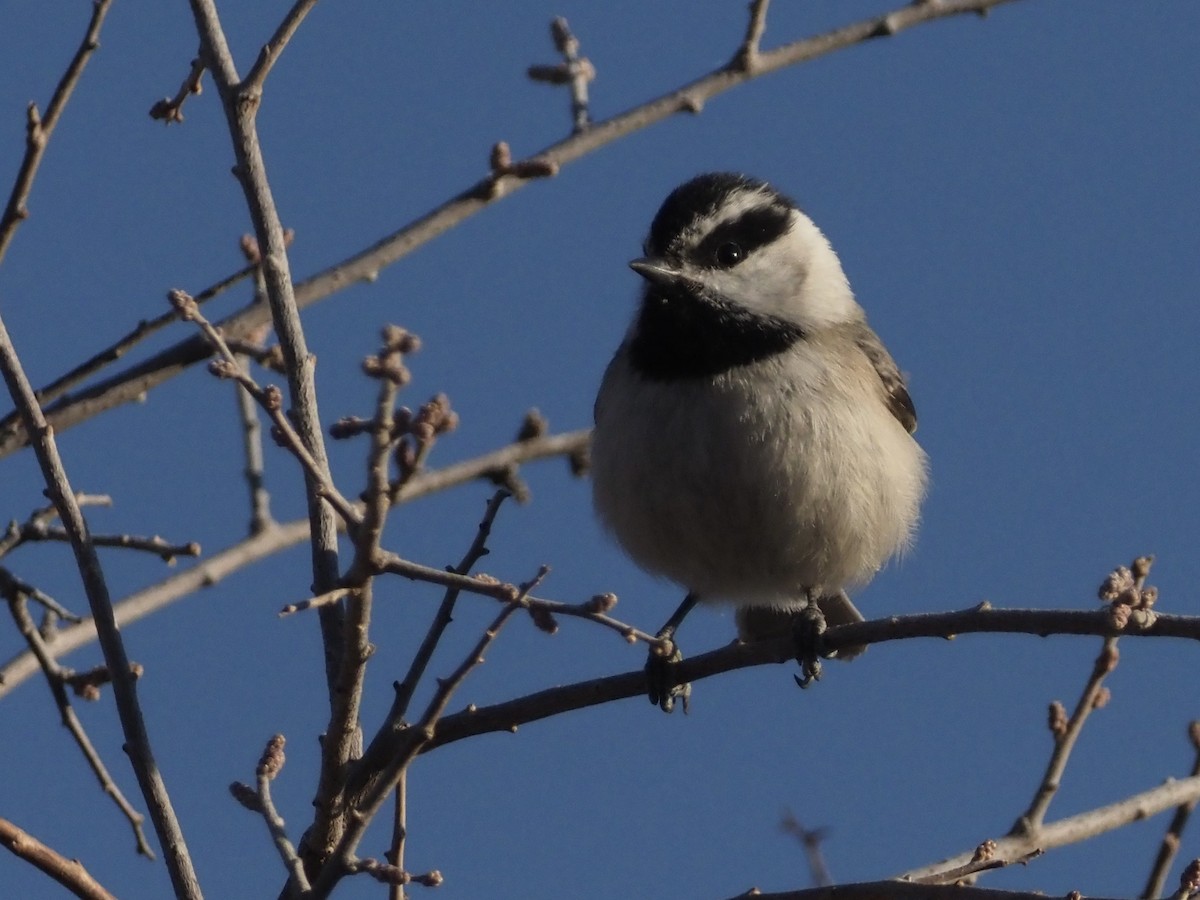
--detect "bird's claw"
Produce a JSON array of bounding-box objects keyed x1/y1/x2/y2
[
  {"x1": 792, "y1": 603, "x2": 828, "y2": 689},
  {"x1": 646, "y1": 637, "x2": 691, "y2": 713}
]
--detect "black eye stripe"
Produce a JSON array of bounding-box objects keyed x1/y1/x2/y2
[{"x1": 694, "y1": 206, "x2": 792, "y2": 266}]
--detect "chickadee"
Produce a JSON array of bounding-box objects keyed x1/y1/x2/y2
[{"x1": 591, "y1": 173, "x2": 927, "y2": 711}]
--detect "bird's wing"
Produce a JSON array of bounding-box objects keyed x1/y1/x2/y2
[{"x1": 852, "y1": 323, "x2": 918, "y2": 435}]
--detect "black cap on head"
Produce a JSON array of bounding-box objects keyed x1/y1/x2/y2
[{"x1": 645, "y1": 173, "x2": 794, "y2": 257}]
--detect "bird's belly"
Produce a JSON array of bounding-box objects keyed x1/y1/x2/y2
[{"x1": 591, "y1": 372, "x2": 925, "y2": 607}]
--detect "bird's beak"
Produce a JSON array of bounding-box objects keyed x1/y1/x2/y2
[{"x1": 628, "y1": 257, "x2": 684, "y2": 287}]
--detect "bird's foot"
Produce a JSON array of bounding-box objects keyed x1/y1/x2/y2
[
  {"x1": 646, "y1": 635, "x2": 691, "y2": 714},
  {"x1": 792, "y1": 603, "x2": 828, "y2": 689}
]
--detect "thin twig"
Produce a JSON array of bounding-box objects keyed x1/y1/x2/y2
[
  {"x1": 527, "y1": 18, "x2": 595, "y2": 133},
  {"x1": 780, "y1": 810, "x2": 832, "y2": 888},
  {"x1": 1143, "y1": 723, "x2": 1200, "y2": 899},
  {"x1": 0, "y1": 428, "x2": 590, "y2": 698},
  {"x1": 0, "y1": 494, "x2": 112, "y2": 559},
  {"x1": 254, "y1": 735, "x2": 310, "y2": 892},
  {"x1": 0, "y1": 569, "x2": 81, "y2": 622},
  {"x1": 0, "y1": 317, "x2": 202, "y2": 898},
  {"x1": 5, "y1": 593, "x2": 154, "y2": 858},
  {"x1": 388, "y1": 770, "x2": 409, "y2": 900},
  {"x1": 345, "y1": 491, "x2": 512, "y2": 825},
  {"x1": 900, "y1": 775, "x2": 1200, "y2": 884},
  {"x1": 391, "y1": 490, "x2": 510, "y2": 720},
  {"x1": 0, "y1": 265, "x2": 257, "y2": 436},
  {"x1": 170, "y1": 290, "x2": 362, "y2": 531},
  {"x1": 0, "y1": 0, "x2": 115, "y2": 268},
  {"x1": 18, "y1": 523, "x2": 200, "y2": 563},
  {"x1": 148, "y1": 55, "x2": 207, "y2": 123},
  {"x1": 188, "y1": 1, "x2": 347, "y2": 761},
  {"x1": 1017, "y1": 556, "x2": 1153, "y2": 833},
  {"x1": 0, "y1": 0, "x2": 1029, "y2": 460},
  {"x1": 732, "y1": 0, "x2": 772, "y2": 72},
  {"x1": 909, "y1": 840, "x2": 1042, "y2": 885},
  {"x1": 234, "y1": 348, "x2": 274, "y2": 534},
  {"x1": 375, "y1": 549, "x2": 660, "y2": 642},
  {"x1": 312, "y1": 588, "x2": 530, "y2": 898},
  {"x1": 0, "y1": 815, "x2": 118, "y2": 900},
  {"x1": 243, "y1": 0, "x2": 322, "y2": 94}
]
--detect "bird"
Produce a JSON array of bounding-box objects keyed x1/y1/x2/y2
[{"x1": 590, "y1": 172, "x2": 928, "y2": 712}]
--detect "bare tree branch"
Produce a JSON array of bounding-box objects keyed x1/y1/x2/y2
[
  {"x1": 422, "y1": 605, "x2": 1200, "y2": 753},
  {"x1": 0, "y1": 318, "x2": 201, "y2": 897},
  {"x1": 900, "y1": 775, "x2": 1200, "y2": 884},
  {"x1": 1143, "y1": 722, "x2": 1200, "y2": 899},
  {"x1": 5, "y1": 593, "x2": 153, "y2": 858},
  {"x1": 0, "y1": 815, "x2": 118, "y2": 900},
  {"x1": 242, "y1": 0, "x2": 321, "y2": 94},
  {"x1": 0, "y1": 0, "x2": 115, "y2": 268},
  {"x1": 0, "y1": 427, "x2": 589, "y2": 699}
]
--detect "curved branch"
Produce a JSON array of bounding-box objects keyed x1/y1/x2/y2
[
  {"x1": 0, "y1": 816, "x2": 117, "y2": 900},
  {"x1": 417, "y1": 605, "x2": 1200, "y2": 752},
  {"x1": 0, "y1": 0, "x2": 1028, "y2": 460}
]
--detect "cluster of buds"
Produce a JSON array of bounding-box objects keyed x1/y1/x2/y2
[
  {"x1": 394, "y1": 393, "x2": 458, "y2": 483},
  {"x1": 63, "y1": 662, "x2": 144, "y2": 702},
  {"x1": 362, "y1": 324, "x2": 422, "y2": 387},
  {"x1": 256, "y1": 733, "x2": 286, "y2": 781},
  {"x1": 1097, "y1": 555, "x2": 1158, "y2": 629}
]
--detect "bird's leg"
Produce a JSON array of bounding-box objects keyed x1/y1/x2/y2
[
  {"x1": 646, "y1": 592, "x2": 698, "y2": 713},
  {"x1": 792, "y1": 587, "x2": 828, "y2": 688}
]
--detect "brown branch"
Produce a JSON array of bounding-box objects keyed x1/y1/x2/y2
[
  {"x1": 909, "y1": 840, "x2": 1042, "y2": 885},
  {"x1": 5, "y1": 593, "x2": 154, "y2": 858},
  {"x1": 734, "y1": 883, "x2": 1122, "y2": 900},
  {"x1": 0, "y1": 0, "x2": 115, "y2": 268},
  {"x1": 0, "y1": 264, "x2": 257, "y2": 441},
  {"x1": 732, "y1": 0, "x2": 771, "y2": 72},
  {"x1": 312, "y1": 579, "x2": 534, "y2": 898},
  {"x1": 0, "y1": 317, "x2": 201, "y2": 898},
  {"x1": 0, "y1": 815, "x2": 118, "y2": 900},
  {"x1": 1143, "y1": 723, "x2": 1200, "y2": 899},
  {"x1": 0, "y1": 427, "x2": 590, "y2": 699},
  {"x1": 0, "y1": 0, "x2": 1029, "y2": 460},
  {"x1": 18, "y1": 523, "x2": 201, "y2": 563},
  {"x1": 1014, "y1": 557, "x2": 1155, "y2": 837},
  {"x1": 373, "y1": 550, "x2": 659, "y2": 645},
  {"x1": 392, "y1": 489, "x2": 510, "y2": 720},
  {"x1": 233, "y1": 343, "x2": 274, "y2": 535},
  {"x1": 0, "y1": 494, "x2": 113, "y2": 560},
  {"x1": 148, "y1": 55, "x2": 206, "y2": 123},
  {"x1": 527, "y1": 18, "x2": 595, "y2": 133},
  {"x1": 242, "y1": 0, "x2": 321, "y2": 94},
  {"x1": 900, "y1": 775, "x2": 1200, "y2": 884},
  {"x1": 186, "y1": 0, "x2": 352, "y2": 862},
  {"x1": 255, "y1": 735, "x2": 310, "y2": 893},
  {"x1": 388, "y1": 769, "x2": 409, "y2": 900},
  {"x1": 170, "y1": 290, "x2": 362, "y2": 530},
  {"x1": 0, "y1": 568, "x2": 81, "y2": 622},
  {"x1": 422, "y1": 605, "x2": 1200, "y2": 753}
]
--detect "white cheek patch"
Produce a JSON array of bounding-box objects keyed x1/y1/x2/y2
[{"x1": 701, "y1": 215, "x2": 858, "y2": 331}]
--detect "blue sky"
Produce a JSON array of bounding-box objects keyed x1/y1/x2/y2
[{"x1": 1, "y1": 2, "x2": 1199, "y2": 898}]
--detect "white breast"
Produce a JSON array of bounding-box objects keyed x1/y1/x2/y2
[{"x1": 591, "y1": 336, "x2": 927, "y2": 609}]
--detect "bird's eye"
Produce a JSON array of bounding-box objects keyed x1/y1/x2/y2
[{"x1": 715, "y1": 242, "x2": 744, "y2": 267}]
